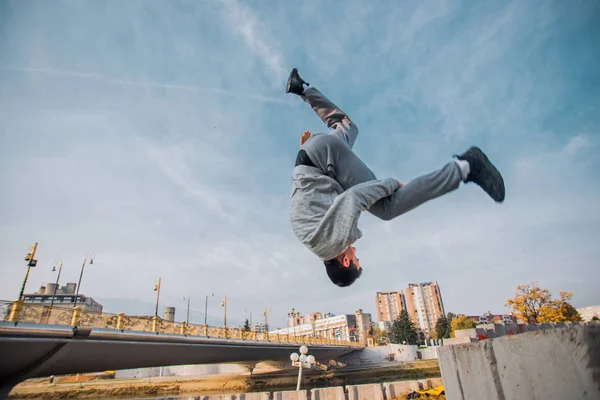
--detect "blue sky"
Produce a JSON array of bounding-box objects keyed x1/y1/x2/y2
[{"x1": 1, "y1": 0, "x2": 598, "y2": 328}]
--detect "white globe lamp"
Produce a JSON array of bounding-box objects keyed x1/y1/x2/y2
[
  {"x1": 300, "y1": 345, "x2": 308, "y2": 354},
  {"x1": 306, "y1": 355, "x2": 315, "y2": 364},
  {"x1": 290, "y1": 353, "x2": 299, "y2": 362}
]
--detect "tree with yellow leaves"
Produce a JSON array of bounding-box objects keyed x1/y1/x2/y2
[
  {"x1": 505, "y1": 282, "x2": 582, "y2": 323},
  {"x1": 450, "y1": 314, "x2": 477, "y2": 337}
]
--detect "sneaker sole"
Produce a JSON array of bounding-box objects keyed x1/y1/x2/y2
[{"x1": 471, "y1": 147, "x2": 505, "y2": 203}]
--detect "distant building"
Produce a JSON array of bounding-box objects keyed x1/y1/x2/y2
[
  {"x1": 468, "y1": 312, "x2": 517, "y2": 325},
  {"x1": 252, "y1": 322, "x2": 267, "y2": 333},
  {"x1": 24, "y1": 282, "x2": 103, "y2": 312},
  {"x1": 405, "y1": 281, "x2": 445, "y2": 338},
  {"x1": 272, "y1": 309, "x2": 372, "y2": 342},
  {"x1": 377, "y1": 320, "x2": 393, "y2": 333},
  {"x1": 164, "y1": 306, "x2": 176, "y2": 322},
  {"x1": 375, "y1": 291, "x2": 407, "y2": 323},
  {"x1": 577, "y1": 305, "x2": 600, "y2": 321}
]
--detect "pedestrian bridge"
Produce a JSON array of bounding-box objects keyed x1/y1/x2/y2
[{"x1": 0, "y1": 323, "x2": 361, "y2": 397}]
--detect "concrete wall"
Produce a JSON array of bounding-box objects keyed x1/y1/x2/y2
[
  {"x1": 451, "y1": 321, "x2": 585, "y2": 342},
  {"x1": 438, "y1": 324, "x2": 600, "y2": 400},
  {"x1": 335, "y1": 343, "x2": 438, "y2": 367},
  {"x1": 310, "y1": 386, "x2": 345, "y2": 400}
]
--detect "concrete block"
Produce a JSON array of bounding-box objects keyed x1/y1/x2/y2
[
  {"x1": 347, "y1": 383, "x2": 384, "y2": 400},
  {"x1": 273, "y1": 390, "x2": 308, "y2": 400},
  {"x1": 493, "y1": 324, "x2": 506, "y2": 336},
  {"x1": 202, "y1": 395, "x2": 235, "y2": 400},
  {"x1": 475, "y1": 328, "x2": 491, "y2": 340},
  {"x1": 383, "y1": 380, "x2": 420, "y2": 397},
  {"x1": 455, "y1": 328, "x2": 477, "y2": 339},
  {"x1": 438, "y1": 324, "x2": 600, "y2": 400},
  {"x1": 417, "y1": 377, "x2": 443, "y2": 390},
  {"x1": 504, "y1": 323, "x2": 518, "y2": 336},
  {"x1": 443, "y1": 336, "x2": 476, "y2": 346},
  {"x1": 517, "y1": 324, "x2": 529, "y2": 334},
  {"x1": 310, "y1": 386, "x2": 345, "y2": 400},
  {"x1": 439, "y1": 341, "x2": 502, "y2": 400},
  {"x1": 238, "y1": 393, "x2": 270, "y2": 400}
]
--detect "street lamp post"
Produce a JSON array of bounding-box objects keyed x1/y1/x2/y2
[
  {"x1": 18, "y1": 242, "x2": 38, "y2": 300},
  {"x1": 152, "y1": 278, "x2": 161, "y2": 333},
  {"x1": 153, "y1": 278, "x2": 161, "y2": 318},
  {"x1": 9, "y1": 242, "x2": 39, "y2": 322},
  {"x1": 290, "y1": 345, "x2": 316, "y2": 391},
  {"x1": 73, "y1": 252, "x2": 95, "y2": 310},
  {"x1": 221, "y1": 296, "x2": 227, "y2": 328},
  {"x1": 183, "y1": 295, "x2": 191, "y2": 326},
  {"x1": 288, "y1": 308, "x2": 299, "y2": 341},
  {"x1": 263, "y1": 308, "x2": 270, "y2": 340},
  {"x1": 47, "y1": 260, "x2": 63, "y2": 323}
]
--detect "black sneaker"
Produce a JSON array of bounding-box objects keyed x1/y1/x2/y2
[
  {"x1": 286, "y1": 68, "x2": 309, "y2": 95},
  {"x1": 454, "y1": 147, "x2": 505, "y2": 203}
]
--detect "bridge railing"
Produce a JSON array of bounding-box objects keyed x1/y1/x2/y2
[{"x1": 1, "y1": 301, "x2": 364, "y2": 347}]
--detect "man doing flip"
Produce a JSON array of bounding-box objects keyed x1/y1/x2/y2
[{"x1": 287, "y1": 68, "x2": 505, "y2": 287}]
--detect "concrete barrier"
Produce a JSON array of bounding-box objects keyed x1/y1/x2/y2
[
  {"x1": 273, "y1": 390, "x2": 308, "y2": 400},
  {"x1": 311, "y1": 386, "x2": 345, "y2": 400},
  {"x1": 200, "y1": 395, "x2": 269, "y2": 400},
  {"x1": 383, "y1": 380, "x2": 420, "y2": 398},
  {"x1": 438, "y1": 324, "x2": 600, "y2": 400},
  {"x1": 346, "y1": 383, "x2": 384, "y2": 400},
  {"x1": 238, "y1": 393, "x2": 270, "y2": 400},
  {"x1": 418, "y1": 378, "x2": 443, "y2": 389}
]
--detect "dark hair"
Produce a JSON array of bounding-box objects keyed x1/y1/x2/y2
[{"x1": 324, "y1": 258, "x2": 363, "y2": 287}]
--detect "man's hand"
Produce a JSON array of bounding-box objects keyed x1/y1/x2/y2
[
  {"x1": 300, "y1": 130, "x2": 311, "y2": 147},
  {"x1": 397, "y1": 181, "x2": 404, "y2": 189}
]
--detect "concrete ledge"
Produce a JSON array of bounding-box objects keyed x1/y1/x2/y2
[
  {"x1": 311, "y1": 386, "x2": 345, "y2": 400},
  {"x1": 273, "y1": 390, "x2": 308, "y2": 400},
  {"x1": 346, "y1": 383, "x2": 384, "y2": 400},
  {"x1": 439, "y1": 324, "x2": 600, "y2": 400},
  {"x1": 384, "y1": 380, "x2": 420, "y2": 397},
  {"x1": 192, "y1": 395, "x2": 270, "y2": 400},
  {"x1": 238, "y1": 393, "x2": 270, "y2": 400},
  {"x1": 418, "y1": 378, "x2": 443, "y2": 389}
]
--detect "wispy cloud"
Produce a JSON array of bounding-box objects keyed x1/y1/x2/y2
[
  {"x1": 218, "y1": 0, "x2": 287, "y2": 85},
  {"x1": 0, "y1": 65, "x2": 292, "y2": 104}
]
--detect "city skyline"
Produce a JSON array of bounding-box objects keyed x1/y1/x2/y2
[{"x1": 2, "y1": 1, "x2": 599, "y2": 329}]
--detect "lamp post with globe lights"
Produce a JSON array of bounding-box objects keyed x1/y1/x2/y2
[{"x1": 290, "y1": 345, "x2": 316, "y2": 391}]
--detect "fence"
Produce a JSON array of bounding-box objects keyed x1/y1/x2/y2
[{"x1": 0, "y1": 300, "x2": 363, "y2": 348}]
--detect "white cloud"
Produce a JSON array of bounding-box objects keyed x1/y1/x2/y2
[{"x1": 218, "y1": 0, "x2": 287, "y2": 85}]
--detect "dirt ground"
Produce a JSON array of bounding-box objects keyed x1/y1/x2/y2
[{"x1": 9, "y1": 360, "x2": 441, "y2": 399}]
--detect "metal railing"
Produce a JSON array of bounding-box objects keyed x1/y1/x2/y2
[{"x1": 0, "y1": 301, "x2": 364, "y2": 347}]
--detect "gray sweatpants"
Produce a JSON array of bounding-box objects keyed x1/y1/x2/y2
[{"x1": 302, "y1": 87, "x2": 463, "y2": 221}]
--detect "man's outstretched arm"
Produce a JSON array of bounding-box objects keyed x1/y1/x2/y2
[{"x1": 314, "y1": 178, "x2": 400, "y2": 256}]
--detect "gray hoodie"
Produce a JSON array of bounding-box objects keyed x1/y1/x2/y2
[{"x1": 290, "y1": 135, "x2": 398, "y2": 261}]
